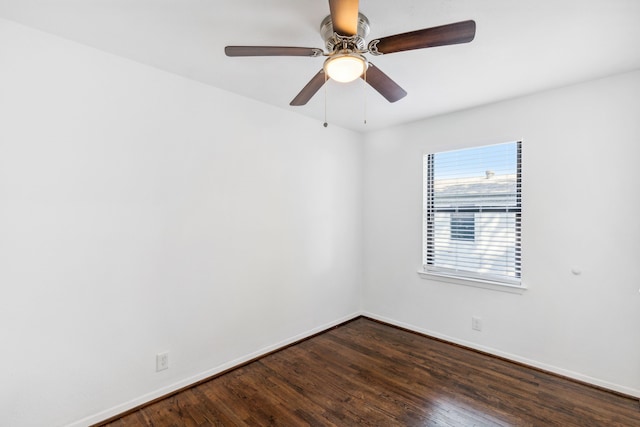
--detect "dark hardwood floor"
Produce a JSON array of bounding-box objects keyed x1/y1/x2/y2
[{"x1": 100, "y1": 317, "x2": 640, "y2": 426}]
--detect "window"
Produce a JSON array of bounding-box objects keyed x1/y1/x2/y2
[
  {"x1": 423, "y1": 141, "x2": 522, "y2": 286},
  {"x1": 450, "y1": 212, "x2": 475, "y2": 241}
]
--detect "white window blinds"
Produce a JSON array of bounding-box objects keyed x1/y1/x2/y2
[{"x1": 423, "y1": 141, "x2": 522, "y2": 285}]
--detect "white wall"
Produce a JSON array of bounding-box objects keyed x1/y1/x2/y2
[
  {"x1": 363, "y1": 70, "x2": 640, "y2": 397},
  {"x1": 0, "y1": 19, "x2": 363, "y2": 426}
]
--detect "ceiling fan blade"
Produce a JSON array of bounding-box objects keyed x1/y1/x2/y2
[
  {"x1": 290, "y1": 70, "x2": 327, "y2": 106},
  {"x1": 362, "y1": 64, "x2": 407, "y2": 103},
  {"x1": 370, "y1": 20, "x2": 476, "y2": 55},
  {"x1": 329, "y1": 0, "x2": 359, "y2": 36},
  {"x1": 225, "y1": 46, "x2": 323, "y2": 57}
]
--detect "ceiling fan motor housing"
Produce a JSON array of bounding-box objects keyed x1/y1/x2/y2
[{"x1": 320, "y1": 13, "x2": 370, "y2": 53}]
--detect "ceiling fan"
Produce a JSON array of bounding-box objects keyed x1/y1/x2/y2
[{"x1": 225, "y1": 0, "x2": 475, "y2": 106}]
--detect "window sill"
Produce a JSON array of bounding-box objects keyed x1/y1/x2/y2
[{"x1": 417, "y1": 270, "x2": 527, "y2": 294}]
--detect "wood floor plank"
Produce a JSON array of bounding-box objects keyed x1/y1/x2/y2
[{"x1": 100, "y1": 317, "x2": 640, "y2": 426}]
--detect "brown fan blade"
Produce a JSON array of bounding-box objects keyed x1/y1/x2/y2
[
  {"x1": 362, "y1": 64, "x2": 407, "y2": 103},
  {"x1": 290, "y1": 70, "x2": 327, "y2": 106},
  {"x1": 370, "y1": 20, "x2": 476, "y2": 55},
  {"x1": 329, "y1": 0, "x2": 359, "y2": 36},
  {"x1": 225, "y1": 46, "x2": 323, "y2": 57}
]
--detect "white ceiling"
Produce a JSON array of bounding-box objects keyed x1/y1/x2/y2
[{"x1": 2, "y1": 0, "x2": 639, "y2": 132}]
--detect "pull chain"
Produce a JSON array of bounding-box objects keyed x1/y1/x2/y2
[
  {"x1": 363, "y1": 65, "x2": 368, "y2": 125},
  {"x1": 323, "y1": 72, "x2": 328, "y2": 128}
]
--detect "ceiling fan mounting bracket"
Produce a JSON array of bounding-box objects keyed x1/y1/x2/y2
[
  {"x1": 320, "y1": 13, "x2": 370, "y2": 53},
  {"x1": 367, "y1": 39, "x2": 382, "y2": 56}
]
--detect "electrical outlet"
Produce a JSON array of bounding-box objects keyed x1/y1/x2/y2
[
  {"x1": 472, "y1": 317, "x2": 482, "y2": 331},
  {"x1": 156, "y1": 352, "x2": 169, "y2": 372}
]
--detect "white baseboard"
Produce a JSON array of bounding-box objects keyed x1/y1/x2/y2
[
  {"x1": 362, "y1": 311, "x2": 640, "y2": 399},
  {"x1": 69, "y1": 312, "x2": 362, "y2": 427}
]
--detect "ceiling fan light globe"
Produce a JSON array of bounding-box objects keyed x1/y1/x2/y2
[{"x1": 324, "y1": 54, "x2": 367, "y2": 83}]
